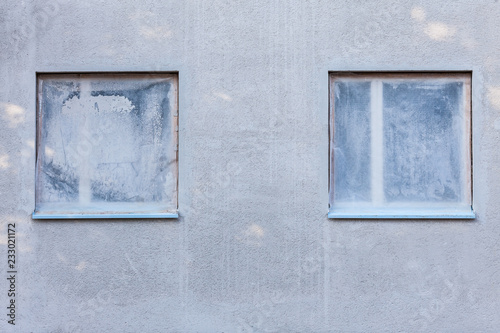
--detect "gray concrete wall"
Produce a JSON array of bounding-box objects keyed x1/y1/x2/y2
[{"x1": 1, "y1": 0, "x2": 500, "y2": 331}]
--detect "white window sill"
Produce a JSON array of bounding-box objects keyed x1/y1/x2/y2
[
  {"x1": 32, "y1": 202, "x2": 178, "y2": 219},
  {"x1": 32, "y1": 212, "x2": 179, "y2": 219},
  {"x1": 328, "y1": 207, "x2": 475, "y2": 219}
]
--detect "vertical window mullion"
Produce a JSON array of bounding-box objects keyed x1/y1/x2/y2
[
  {"x1": 370, "y1": 80, "x2": 384, "y2": 206},
  {"x1": 78, "y1": 79, "x2": 92, "y2": 206}
]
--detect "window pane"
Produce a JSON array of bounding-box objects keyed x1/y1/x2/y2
[
  {"x1": 333, "y1": 81, "x2": 371, "y2": 202},
  {"x1": 329, "y1": 73, "x2": 472, "y2": 218},
  {"x1": 35, "y1": 74, "x2": 178, "y2": 217},
  {"x1": 383, "y1": 81, "x2": 463, "y2": 202}
]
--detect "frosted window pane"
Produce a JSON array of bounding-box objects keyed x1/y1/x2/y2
[
  {"x1": 383, "y1": 82, "x2": 463, "y2": 202},
  {"x1": 333, "y1": 81, "x2": 371, "y2": 202},
  {"x1": 35, "y1": 74, "x2": 178, "y2": 217},
  {"x1": 329, "y1": 73, "x2": 472, "y2": 218}
]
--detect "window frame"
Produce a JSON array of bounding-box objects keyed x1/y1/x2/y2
[
  {"x1": 328, "y1": 71, "x2": 474, "y2": 219},
  {"x1": 33, "y1": 72, "x2": 179, "y2": 219}
]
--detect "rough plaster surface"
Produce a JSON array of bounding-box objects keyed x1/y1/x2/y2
[{"x1": 1, "y1": 0, "x2": 500, "y2": 332}]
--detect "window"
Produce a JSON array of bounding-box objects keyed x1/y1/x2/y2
[
  {"x1": 329, "y1": 72, "x2": 473, "y2": 219},
  {"x1": 33, "y1": 73, "x2": 178, "y2": 219}
]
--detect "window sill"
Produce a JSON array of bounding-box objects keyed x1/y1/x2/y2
[
  {"x1": 32, "y1": 212, "x2": 179, "y2": 219},
  {"x1": 328, "y1": 207, "x2": 475, "y2": 219}
]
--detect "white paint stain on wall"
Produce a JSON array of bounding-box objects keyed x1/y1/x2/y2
[
  {"x1": 0, "y1": 154, "x2": 10, "y2": 169},
  {"x1": 424, "y1": 22, "x2": 456, "y2": 41},
  {"x1": 411, "y1": 7, "x2": 426, "y2": 22},
  {"x1": 1, "y1": 103, "x2": 25, "y2": 128}
]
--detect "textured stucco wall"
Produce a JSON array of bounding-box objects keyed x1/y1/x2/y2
[{"x1": 1, "y1": 0, "x2": 500, "y2": 332}]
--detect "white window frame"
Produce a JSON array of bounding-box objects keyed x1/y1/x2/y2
[
  {"x1": 328, "y1": 72, "x2": 474, "y2": 219},
  {"x1": 33, "y1": 72, "x2": 179, "y2": 219}
]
